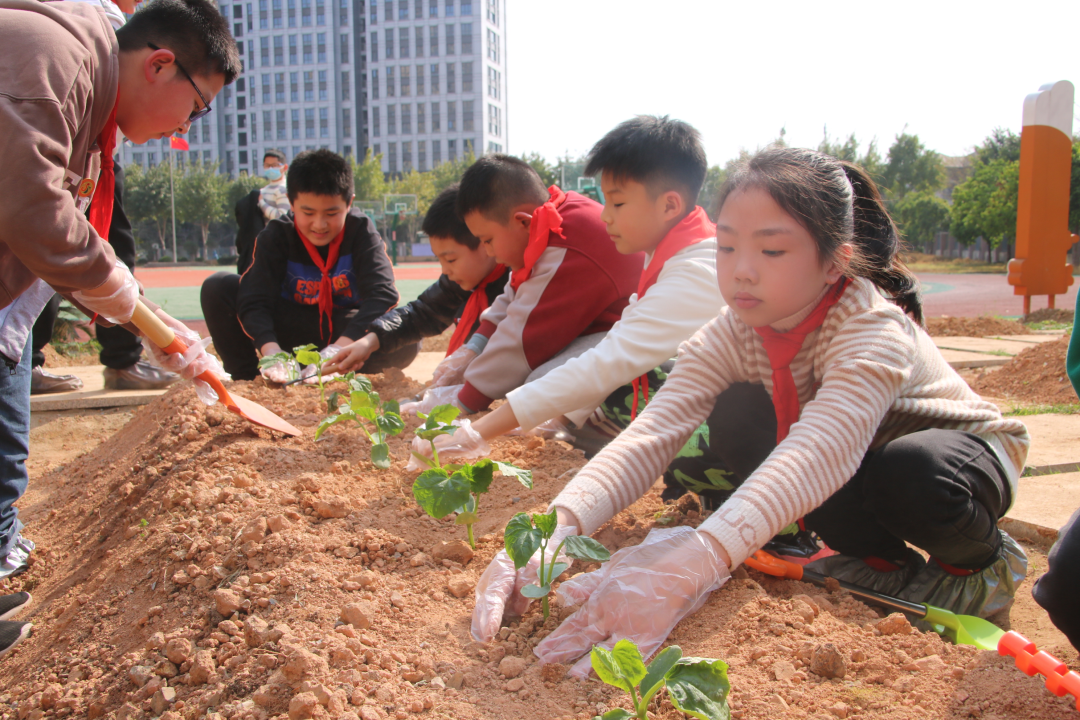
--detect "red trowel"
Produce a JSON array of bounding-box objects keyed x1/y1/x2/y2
[{"x1": 130, "y1": 300, "x2": 301, "y2": 437}]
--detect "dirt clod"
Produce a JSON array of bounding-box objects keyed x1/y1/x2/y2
[
  {"x1": 810, "y1": 642, "x2": 847, "y2": 679},
  {"x1": 876, "y1": 612, "x2": 913, "y2": 635},
  {"x1": 431, "y1": 539, "x2": 475, "y2": 565}
]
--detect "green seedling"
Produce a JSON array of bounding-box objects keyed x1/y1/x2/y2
[
  {"x1": 413, "y1": 458, "x2": 532, "y2": 549},
  {"x1": 591, "y1": 639, "x2": 731, "y2": 720},
  {"x1": 504, "y1": 510, "x2": 610, "y2": 620},
  {"x1": 410, "y1": 404, "x2": 464, "y2": 469},
  {"x1": 258, "y1": 350, "x2": 298, "y2": 382},
  {"x1": 316, "y1": 376, "x2": 405, "y2": 469},
  {"x1": 293, "y1": 343, "x2": 328, "y2": 404}
]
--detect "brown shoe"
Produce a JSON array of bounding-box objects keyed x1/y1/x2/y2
[
  {"x1": 103, "y1": 360, "x2": 179, "y2": 390},
  {"x1": 30, "y1": 366, "x2": 83, "y2": 394}
]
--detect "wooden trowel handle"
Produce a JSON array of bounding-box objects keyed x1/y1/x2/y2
[{"x1": 130, "y1": 300, "x2": 186, "y2": 355}]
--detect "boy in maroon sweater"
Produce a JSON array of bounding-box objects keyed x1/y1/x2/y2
[{"x1": 417, "y1": 155, "x2": 643, "y2": 413}]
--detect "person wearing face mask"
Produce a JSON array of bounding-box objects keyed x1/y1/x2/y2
[{"x1": 235, "y1": 150, "x2": 289, "y2": 274}]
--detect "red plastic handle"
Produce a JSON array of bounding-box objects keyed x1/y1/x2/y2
[{"x1": 998, "y1": 630, "x2": 1080, "y2": 710}]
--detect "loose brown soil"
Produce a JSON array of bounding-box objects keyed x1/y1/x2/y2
[
  {"x1": 924, "y1": 317, "x2": 1028, "y2": 337},
  {"x1": 419, "y1": 328, "x2": 454, "y2": 355},
  {"x1": 1022, "y1": 308, "x2": 1075, "y2": 325},
  {"x1": 969, "y1": 337, "x2": 1078, "y2": 406},
  {"x1": 1, "y1": 374, "x2": 1077, "y2": 720}
]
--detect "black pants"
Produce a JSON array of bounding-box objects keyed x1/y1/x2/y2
[
  {"x1": 201, "y1": 272, "x2": 419, "y2": 380},
  {"x1": 31, "y1": 165, "x2": 142, "y2": 370},
  {"x1": 679, "y1": 382, "x2": 1011, "y2": 570},
  {"x1": 1032, "y1": 507, "x2": 1080, "y2": 651}
]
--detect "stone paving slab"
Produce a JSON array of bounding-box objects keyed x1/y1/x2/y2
[
  {"x1": 936, "y1": 348, "x2": 1011, "y2": 369},
  {"x1": 1006, "y1": 471, "x2": 1080, "y2": 540},
  {"x1": 932, "y1": 337, "x2": 1041, "y2": 356},
  {"x1": 1017, "y1": 414, "x2": 1080, "y2": 469},
  {"x1": 29, "y1": 365, "x2": 168, "y2": 411}
]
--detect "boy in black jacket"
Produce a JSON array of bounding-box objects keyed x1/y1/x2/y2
[
  {"x1": 201, "y1": 150, "x2": 416, "y2": 380},
  {"x1": 324, "y1": 185, "x2": 510, "y2": 374}
]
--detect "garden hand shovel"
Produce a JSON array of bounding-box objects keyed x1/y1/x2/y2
[
  {"x1": 745, "y1": 550, "x2": 1080, "y2": 710},
  {"x1": 130, "y1": 300, "x2": 301, "y2": 437}
]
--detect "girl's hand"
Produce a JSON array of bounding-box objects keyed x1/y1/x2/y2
[
  {"x1": 323, "y1": 335, "x2": 379, "y2": 375},
  {"x1": 405, "y1": 417, "x2": 490, "y2": 471},
  {"x1": 399, "y1": 384, "x2": 468, "y2": 417},
  {"x1": 534, "y1": 527, "x2": 731, "y2": 678},
  {"x1": 431, "y1": 347, "x2": 477, "y2": 387}
]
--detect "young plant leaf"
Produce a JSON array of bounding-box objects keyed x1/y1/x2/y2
[
  {"x1": 371, "y1": 442, "x2": 391, "y2": 469},
  {"x1": 563, "y1": 536, "x2": 612, "y2": 563},
  {"x1": 467, "y1": 458, "x2": 495, "y2": 495},
  {"x1": 590, "y1": 645, "x2": 636, "y2": 696},
  {"x1": 596, "y1": 710, "x2": 634, "y2": 720},
  {"x1": 350, "y1": 391, "x2": 375, "y2": 409},
  {"x1": 315, "y1": 410, "x2": 354, "y2": 440},
  {"x1": 348, "y1": 374, "x2": 373, "y2": 393},
  {"x1": 504, "y1": 513, "x2": 542, "y2": 569},
  {"x1": 609, "y1": 639, "x2": 648, "y2": 690},
  {"x1": 454, "y1": 511, "x2": 479, "y2": 525},
  {"x1": 326, "y1": 390, "x2": 343, "y2": 415},
  {"x1": 427, "y1": 404, "x2": 461, "y2": 425},
  {"x1": 409, "y1": 450, "x2": 438, "y2": 469},
  {"x1": 639, "y1": 646, "x2": 683, "y2": 709},
  {"x1": 383, "y1": 398, "x2": 401, "y2": 415},
  {"x1": 533, "y1": 509, "x2": 558, "y2": 538},
  {"x1": 412, "y1": 469, "x2": 471, "y2": 519},
  {"x1": 519, "y1": 583, "x2": 550, "y2": 598},
  {"x1": 294, "y1": 349, "x2": 321, "y2": 366},
  {"x1": 548, "y1": 562, "x2": 569, "y2": 580},
  {"x1": 376, "y1": 412, "x2": 405, "y2": 436},
  {"x1": 493, "y1": 461, "x2": 533, "y2": 489},
  {"x1": 354, "y1": 406, "x2": 378, "y2": 422},
  {"x1": 665, "y1": 657, "x2": 731, "y2": 720}
]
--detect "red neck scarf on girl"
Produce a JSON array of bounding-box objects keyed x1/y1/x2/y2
[
  {"x1": 87, "y1": 101, "x2": 119, "y2": 242},
  {"x1": 297, "y1": 226, "x2": 346, "y2": 340},
  {"x1": 754, "y1": 278, "x2": 850, "y2": 443},
  {"x1": 629, "y1": 206, "x2": 717, "y2": 418},
  {"x1": 446, "y1": 263, "x2": 506, "y2": 356},
  {"x1": 509, "y1": 186, "x2": 567, "y2": 292}
]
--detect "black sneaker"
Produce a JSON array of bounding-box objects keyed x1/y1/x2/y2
[
  {"x1": 0, "y1": 621, "x2": 31, "y2": 658},
  {"x1": 0, "y1": 592, "x2": 31, "y2": 621}
]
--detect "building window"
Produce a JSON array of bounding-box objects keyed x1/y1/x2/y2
[
  {"x1": 387, "y1": 104, "x2": 396, "y2": 134},
  {"x1": 370, "y1": 32, "x2": 378, "y2": 62},
  {"x1": 429, "y1": 25, "x2": 439, "y2": 56},
  {"x1": 403, "y1": 141, "x2": 412, "y2": 171},
  {"x1": 237, "y1": 95, "x2": 247, "y2": 110},
  {"x1": 234, "y1": 3, "x2": 243, "y2": 17},
  {"x1": 430, "y1": 63, "x2": 439, "y2": 92},
  {"x1": 305, "y1": 108, "x2": 315, "y2": 138},
  {"x1": 133, "y1": 152, "x2": 143, "y2": 167},
  {"x1": 288, "y1": 34, "x2": 298, "y2": 63},
  {"x1": 301, "y1": 0, "x2": 311, "y2": 25},
  {"x1": 487, "y1": 66, "x2": 500, "y2": 99},
  {"x1": 260, "y1": 36, "x2": 270, "y2": 66},
  {"x1": 276, "y1": 109, "x2": 286, "y2": 139},
  {"x1": 371, "y1": 68, "x2": 379, "y2": 99},
  {"x1": 274, "y1": 72, "x2": 285, "y2": 101},
  {"x1": 372, "y1": 106, "x2": 381, "y2": 137},
  {"x1": 400, "y1": 65, "x2": 411, "y2": 96},
  {"x1": 315, "y1": 0, "x2": 324, "y2": 24},
  {"x1": 418, "y1": 140, "x2": 427, "y2": 171},
  {"x1": 338, "y1": 0, "x2": 347, "y2": 25},
  {"x1": 272, "y1": 0, "x2": 282, "y2": 27},
  {"x1": 429, "y1": 0, "x2": 437, "y2": 17},
  {"x1": 318, "y1": 70, "x2": 327, "y2": 100},
  {"x1": 302, "y1": 33, "x2": 313, "y2": 62},
  {"x1": 341, "y1": 71, "x2": 350, "y2": 100},
  {"x1": 239, "y1": 132, "x2": 248, "y2": 148},
  {"x1": 316, "y1": 33, "x2": 326, "y2": 62},
  {"x1": 445, "y1": 23, "x2": 455, "y2": 54},
  {"x1": 273, "y1": 35, "x2": 284, "y2": 65},
  {"x1": 288, "y1": 0, "x2": 296, "y2": 26},
  {"x1": 262, "y1": 73, "x2": 271, "y2": 102},
  {"x1": 417, "y1": 102, "x2": 426, "y2": 132},
  {"x1": 487, "y1": 103, "x2": 500, "y2": 136},
  {"x1": 399, "y1": 27, "x2": 410, "y2": 58},
  {"x1": 461, "y1": 0, "x2": 470, "y2": 14},
  {"x1": 402, "y1": 103, "x2": 412, "y2": 134},
  {"x1": 292, "y1": 109, "x2": 300, "y2": 138},
  {"x1": 461, "y1": 61, "x2": 472, "y2": 92},
  {"x1": 462, "y1": 99, "x2": 473, "y2": 131},
  {"x1": 464, "y1": 138, "x2": 474, "y2": 155},
  {"x1": 415, "y1": 64, "x2": 425, "y2": 95},
  {"x1": 369, "y1": 1, "x2": 376, "y2": 23},
  {"x1": 385, "y1": 28, "x2": 393, "y2": 58},
  {"x1": 384, "y1": 0, "x2": 392, "y2": 21},
  {"x1": 304, "y1": 71, "x2": 314, "y2": 101},
  {"x1": 447, "y1": 138, "x2": 456, "y2": 161},
  {"x1": 461, "y1": 22, "x2": 472, "y2": 54},
  {"x1": 225, "y1": 113, "x2": 234, "y2": 142},
  {"x1": 343, "y1": 107, "x2": 351, "y2": 137},
  {"x1": 388, "y1": 142, "x2": 397, "y2": 173},
  {"x1": 415, "y1": 26, "x2": 424, "y2": 57},
  {"x1": 339, "y1": 33, "x2": 348, "y2": 63},
  {"x1": 319, "y1": 107, "x2": 328, "y2": 137},
  {"x1": 446, "y1": 62, "x2": 455, "y2": 93},
  {"x1": 259, "y1": 0, "x2": 268, "y2": 28},
  {"x1": 486, "y1": 28, "x2": 499, "y2": 63},
  {"x1": 444, "y1": 0, "x2": 453, "y2": 17},
  {"x1": 289, "y1": 71, "x2": 298, "y2": 101},
  {"x1": 234, "y1": 21, "x2": 243, "y2": 36},
  {"x1": 398, "y1": 0, "x2": 408, "y2": 20},
  {"x1": 373, "y1": 143, "x2": 381, "y2": 158},
  {"x1": 446, "y1": 100, "x2": 455, "y2": 130},
  {"x1": 387, "y1": 66, "x2": 395, "y2": 96},
  {"x1": 485, "y1": 0, "x2": 496, "y2": 25}
]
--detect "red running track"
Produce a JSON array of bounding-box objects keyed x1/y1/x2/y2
[
  {"x1": 134, "y1": 262, "x2": 443, "y2": 288},
  {"x1": 919, "y1": 273, "x2": 1077, "y2": 318}
]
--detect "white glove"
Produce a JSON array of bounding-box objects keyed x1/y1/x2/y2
[
  {"x1": 260, "y1": 359, "x2": 299, "y2": 384},
  {"x1": 471, "y1": 524, "x2": 578, "y2": 642},
  {"x1": 507, "y1": 417, "x2": 572, "y2": 439},
  {"x1": 430, "y1": 347, "x2": 476, "y2": 387},
  {"x1": 72, "y1": 258, "x2": 138, "y2": 323},
  {"x1": 399, "y1": 384, "x2": 467, "y2": 417},
  {"x1": 145, "y1": 310, "x2": 230, "y2": 406},
  {"x1": 301, "y1": 344, "x2": 343, "y2": 383},
  {"x1": 405, "y1": 417, "x2": 491, "y2": 471},
  {"x1": 535, "y1": 527, "x2": 730, "y2": 678}
]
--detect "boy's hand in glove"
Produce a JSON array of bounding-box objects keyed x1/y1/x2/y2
[
  {"x1": 72, "y1": 258, "x2": 139, "y2": 323},
  {"x1": 301, "y1": 345, "x2": 344, "y2": 383},
  {"x1": 260, "y1": 359, "x2": 299, "y2": 384}
]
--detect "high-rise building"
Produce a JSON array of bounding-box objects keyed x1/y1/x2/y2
[{"x1": 117, "y1": 0, "x2": 508, "y2": 178}]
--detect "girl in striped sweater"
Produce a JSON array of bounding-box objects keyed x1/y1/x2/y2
[{"x1": 471, "y1": 146, "x2": 1030, "y2": 671}]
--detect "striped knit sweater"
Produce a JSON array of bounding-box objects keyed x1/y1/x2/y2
[{"x1": 553, "y1": 277, "x2": 1030, "y2": 569}]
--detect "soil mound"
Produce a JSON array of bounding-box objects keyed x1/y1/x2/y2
[
  {"x1": 1022, "y1": 308, "x2": 1074, "y2": 325},
  {"x1": 969, "y1": 337, "x2": 1078, "y2": 406},
  {"x1": 1, "y1": 373, "x2": 1075, "y2": 720},
  {"x1": 420, "y1": 327, "x2": 454, "y2": 355},
  {"x1": 925, "y1": 316, "x2": 1028, "y2": 337}
]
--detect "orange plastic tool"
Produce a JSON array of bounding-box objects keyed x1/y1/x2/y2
[{"x1": 130, "y1": 301, "x2": 301, "y2": 437}]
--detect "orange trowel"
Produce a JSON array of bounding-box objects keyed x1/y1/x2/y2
[{"x1": 130, "y1": 300, "x2": 301, "y2": 437}]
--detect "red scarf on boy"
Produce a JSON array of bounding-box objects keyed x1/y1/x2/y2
[
  {"x1": 754, "y1": 278, "x2": 850, "y2": 443},
  {"x1": 446, "y1": 263, "x2": 506, "y2": 356},
  {"x1": 87, "y1": 102, "x2": 119, "y2": 242},
  {"x1": 298, "y1": 227, "x2": 346, "y2": 340},
  {"x1": 509, "y1": 186, "x2": 567, "y2": 292},
  {"x1": 629, "y1": 206, "x2": 716, "y2": 418}
]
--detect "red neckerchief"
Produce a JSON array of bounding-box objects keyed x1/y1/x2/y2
[
  {"x1": 630, "y1": 207, "x2": 717, "y2": 418},
  {"x1": 87, "y1": 100, "x2": 119, "y2": 242},
  {"x1": 754, "y1": 278, "x2": 850, "y2": 443},
  {"x1": 509, "y1": 186, "x2": 567, "y2": 292},
  {"x1": 446, "y1": 263, "x2": 506, "y2": 356},
  {"x1": 297, "y1": 226, "x2": 346, "y2": 340}
]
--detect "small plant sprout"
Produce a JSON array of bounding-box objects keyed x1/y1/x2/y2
[
  {"x1": 504, "y1": 510, "x2": 610, "y2": 620},
  {"x1": 293, "y1": 343, "x2": 328, "y2": 404},
  {"x1": 590, "y1": 639, "x2": 731, "y2": 720},
  {"x1": 412, "y1": 458, "x2": 532, "y2": 550},
  {"x1": 409, "y1": 404, "x2": 464, "y2": 469},
  {"x1": 258, "y1": 349, "x2": 298, "y2": 382},
  {"x1": 316, "y1": 374, "x2": 405, "y2": 469}
]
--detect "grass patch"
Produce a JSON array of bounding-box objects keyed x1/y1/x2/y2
[
  {"x1": 901, "y1": 252, "x2": 1007, "y2": 274},
  {"x1": 1004, "y1": 403, "x2": 1080, "y2": 416},
  {"x1": 1025, "y1": 320, "x2": 1073, "y2": 333}
]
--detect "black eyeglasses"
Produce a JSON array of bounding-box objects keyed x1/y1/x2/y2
[{"x1": 148, "y1": 43, "x2": 212, "y2": 122}]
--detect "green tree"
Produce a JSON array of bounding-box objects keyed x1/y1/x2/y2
[
  {"x1": 176, "y1": 161, "x2": 230, "y2": 260},
  {"x1": 880, "y1": 133, "x2": 946, "y2": 201},
  {"x1": 428, "y1": 150, "x2": 476, "y2": 194},
  {"x1": 522, "y1": 152, "x2": 558, "y2": 187},
  {"x1": 976, "y1": 128, "x2": 1021, "y2": 165},
  {"x1": 124, "y1": 161, "x2": 174, "y2": 250},
  {"x1": 353, "y1": 148, "x2": 389, "y2": 202},
  {"x1": 817, "y1": 130, "x2": 885, "y2": 181},
  {"x1": 892, "y1": 190, "x2": 951, "y2": 251},
  {"x1": 226, "y1": 172, "x2": 266, "y2": 213},
  {"x1": 950, "y1": 157, "x2": 1020, "y2": 248},
  {"x1": 697, "y1": 165, "x2": 726, "y2": 216}
]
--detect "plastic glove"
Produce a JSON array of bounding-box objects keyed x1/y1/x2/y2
[
  {"x1": 260, "y1": 359, "x2": 300, "y2": 384},
  {"x1": 301, "y1": 344, "x2": 343, "y2": 384},
  {"x1": 430, "y1": 347, "x2": 476, "y2": 387},
  {"x1": 144, "y1": 310, "x2": 230, "y2": 406},
  {"x1": 535, "y1": 526, "x2": 730, "y2": 678},
  {"x1": 508, "y1": 417, "x2": 573, "y2": 440},
  {"x1": 471, "y1": 524, "x2": 578, "y2": 642},
  {"x1": 399, "y1": 384, "x2": 467, "y2": 417},
  {"x1": 72, "y1": 258, "x2": 139, "y2": 323},
  {"x1": 405, "y1": 417, "x2": 491, "y2": 471},
  {"x1": 323, "y1": 335, "x2": 378, "y2": 375}
]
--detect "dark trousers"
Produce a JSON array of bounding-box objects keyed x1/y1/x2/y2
[
  {"x1": 686, "y1": 382, "x2": 1011, "y2": 570},
  {"x1": 30, "y1": 165, "x2": 143, "y2": 370},
  {"x1": 0, "y1": 340, "x2": 30, "y2": 554},
  {"x1": 1032, "y1": 508, "x2": 1080, "y2": 651},
  {"x1": 201, "y1": 272, "x2": 419, "y2": 381}
]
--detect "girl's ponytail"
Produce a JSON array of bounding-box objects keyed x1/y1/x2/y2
[{"x1": 841, "y1": 163, "x2": 923, "y2": 324}]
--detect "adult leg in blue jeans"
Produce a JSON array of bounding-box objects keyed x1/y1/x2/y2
[{"x1": 0, "y1": 338, "x2": 32, "y2": 578}]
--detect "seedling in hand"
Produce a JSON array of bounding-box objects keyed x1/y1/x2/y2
[
  {"x1": 412, "y1": 457, "x2": 532, "y2": 549},
  {"x1": 258, "y1": 350, "x2": 298, "y2": 382},
  {"x1": 590, "y1": 639, "x2": 730, "y2": 720},
  {"x1": 293, "y1": 343, "x2": 328, "y2": 404},
  {"x1": 410, "y1": 404, "x2": 463, "y2": 469},
  {"x1": 504, "y1": 510, "x2": 610, "y2": 620},
  {"x1": 316, "y1": 376, "x2": 405, "y2": 469}
]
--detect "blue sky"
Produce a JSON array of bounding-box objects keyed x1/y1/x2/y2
[{"x1": 505, "y1": 0, "x2": 1080, "y2": 166}]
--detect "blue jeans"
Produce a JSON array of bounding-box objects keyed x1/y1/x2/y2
[{"x1": 0, "y1": 339, "x2": 30, "y2": 557}]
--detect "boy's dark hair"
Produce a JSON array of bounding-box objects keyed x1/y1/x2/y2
[
  {"x1": 117, "y1": 0, "x2": 241, "y2": 84},
  {"x1": 264, "y1": 149, "x2": 287, "y2": 164},
  {"x1": 286, "y1": 149, "x2": 354, "y2": 203},
  {"x1": 423, "y1": 185, "x2": 479, "y2": 249},
  {"x1": 456, "y1": 154, "x2": 548, "y2": 223},
  {"x1": 585, "y1": 115, "x2": 707, "y2": 209}
]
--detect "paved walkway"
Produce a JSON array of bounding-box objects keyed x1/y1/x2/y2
[{"x1": 920, "y1": 273, "x2": 1077, "y2": 318}]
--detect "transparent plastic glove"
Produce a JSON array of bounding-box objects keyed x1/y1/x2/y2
[
  {"x1": 508, "y1": 417, "x2": 572, "y2": 439},
  {"x1": 399, "y1": 384, "x2": 466, "y2": 417},
  {"x1": 71, "y1": 258, "x2": 139, "y2": 323},
  {"x1": 535, "y1": 526, "x2": 730, "y2": 678},
  {"x1": 471, "y1": 524, "x2": 578, "y2": 642},
  {"x1": 144, "y1": 310, "x2": 230, "y2": 406},
  {"x1": 430, "y1": 347, "x2": 476, "y2": 387},
  {"x1": 301, "y1": 344, "x2": 343, "y2": 384},
  {"x1": 405, "y1": 417, "x2": 491, "y2": 471},
  {"x1": 260, "y1": 359, "x2": 299, "y2": 384}
]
